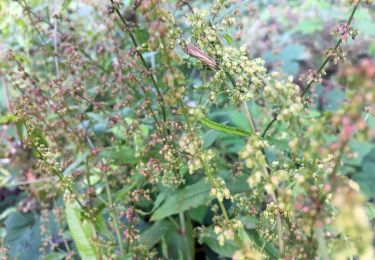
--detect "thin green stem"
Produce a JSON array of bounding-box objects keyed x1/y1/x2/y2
[{"x1": 102, "y1": 164, "x2": 125, "y2": 255}]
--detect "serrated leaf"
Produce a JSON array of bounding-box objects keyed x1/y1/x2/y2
[
  {"x1": 151, "y1": 179, "x2": 211, "y2": 221},
  {"x1": 198, "y1": 117, "x2": 251, "y2": 137},
  {"x1": 65, "y1": 202, "x2": 97, "y2": 259}
]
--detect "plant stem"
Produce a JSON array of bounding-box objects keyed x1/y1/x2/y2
[
  {"x1": 262, "y1": 1, "x2": 362, "y2": 137},
  {"x1": 242, "y1": 101, "x2": 256, "y2": 133},
  {"x1": 22, "y1": 120, "x2": 86, "y2": 211},
  {"x1": 102, "y1": 165, "x2": 125, "y2": 255},
  {"x1": 110, "y1": 0, "x2": 168, "y2": 124},
  {"x1": 241, "y1": 102, "x2": 285, "y2": 256},
  {"x1": 179, "y1": 213, "x2": 191, "y2": 260}
]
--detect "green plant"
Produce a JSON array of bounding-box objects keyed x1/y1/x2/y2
[{"x1": 1, "y1": 0, "x2": 374, "y2": 259}]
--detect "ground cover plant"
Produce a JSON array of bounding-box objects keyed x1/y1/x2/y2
[{"x1": 1, "y1": 0, "x2": 375, "y2": 259}]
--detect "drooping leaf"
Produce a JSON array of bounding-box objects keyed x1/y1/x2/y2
[
  {"x1": 151, "y1": 179, "x2": 211, "y2": 221},
  {"x1": 198, "y1": 117, "x2": 251, "y2": 137},
  {"x1": 65, "y1": 202, "x2": 97, "y2": 259}
]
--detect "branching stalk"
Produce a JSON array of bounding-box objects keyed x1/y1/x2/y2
[{"x1": 262, "y1": 1, "x2": 362, "y2": 137}]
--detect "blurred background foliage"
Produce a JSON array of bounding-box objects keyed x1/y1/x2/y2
[{"x1": 0, "y1": 0, "x2": 374, "y2": 259}]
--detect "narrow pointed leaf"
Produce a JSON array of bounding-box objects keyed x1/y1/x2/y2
[{"x1": 198, "y1": 117, "x2": 251, "y2": 137}]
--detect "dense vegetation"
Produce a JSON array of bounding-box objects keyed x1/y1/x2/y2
[{"x1": 1, "y1": 0, "x2": 375, "y2": 259}]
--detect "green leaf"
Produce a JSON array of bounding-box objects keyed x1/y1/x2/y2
[
  {"x1": 198, "y1": 117, "x2": 251, "y2": 137},
  {"x1": 140, "y1": 220, "x2": 174, "y2": 249},
  {"x1": 188, "y1": 205, "x2": 207, "y2": 223},
  {"x1": 203, "y1": 129, "x2": 220, "y2": 148},
  {"x1": 65, "y1": 202, "x2": 97, "y2": 259},
  {"x1": 100, "y1": 145, "x2": 138, "y2": 165},
  {"x1": 0, "y1": 113, "x2": 17, "y2": 125},
  {"x1": 43, "y1": 252, "x2": 65, "y2": 260},
  {"x1": 63, "y1": 151, "x2": 90, "y2": 176},
  {"x1": 353, "y1": 148, "x2": 375, "y2": 199},
  {"x1": 140, "y1": 192, "x2": 168, "y2": 215},
  {"x1": 266, "y1": 138, "x2": 290, "y2": 152},
  {"x1": 223, "y1": 33, "x2": 233, "y2": 44},
  {"x1": 151, "y1": 179, "x2": 211, "y2": 221}
]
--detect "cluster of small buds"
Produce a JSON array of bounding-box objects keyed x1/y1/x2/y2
[
  {"x1": 139, "y1": 158, "x2": 161, "y2": 184},
  {"x1": 264, "y1": 169, "x2": 288, "y2": 195},
  {"x1": 239, "y1": 135, "x2": 268, "y2": 172},
  {"x1": 301, "y1": 69, "x2": 324, "y2": 85},
  {"x1": 221, "y1": 16, "x2": 236, "y2": 27},
  {"x1": 131, "y1": 189, "x2": 151, "y2": 203},
  {"x1": 158, "y1": 163, "x2": 185, "y2": 186},
  {"x1": 259, "y1": 227, "x2": 277, "y2": 243},
  {"x1": 188, "y1": 9, "x2": 218, "y2": 49},
  {"x1": 211, "y1": 0, "x2": 233, "y2": 17},
  {"x1": 263, "y1": 201, "x2": 282, "y2": 220},
  {"x1": 159, "y1": 143, "x2": 176, "y2": 163},
  {"x1": 264, "y1": 74, "x2": 304, "y2": 121},
  {"x1": 213, "y1": 218, "x2": 242, "y2": 246},
  {"x1": 333, "y1": 23, "x2": 358, "y2": 42},
  {"x1": 218, "y1": 46, "x2": 268, "y2": 103},
  {"x1": 247, "y1": 170, "x2": 263, "y2": 188},
  {"x1": 210, "y1": 177, "x2": 231, "y2": 202},
  {"x1": 326, "y1": 47, "x2": 346, "y2": 65},
  {"x1": 179, "y1": 132, "x2": 214, "y2": 174},
  {"x1": 232, "y1": 194, "x2": 258, "y2": 216},
  {"x1": 123, "y1": 227, "x2": 140, "y2": 244}
]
